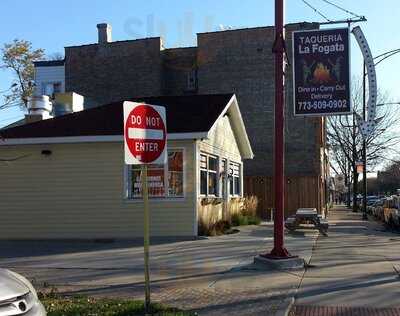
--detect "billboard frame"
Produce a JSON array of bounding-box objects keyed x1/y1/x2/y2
[{"x1": 292, "y1": 27, "x2": 352, "y2": 117}]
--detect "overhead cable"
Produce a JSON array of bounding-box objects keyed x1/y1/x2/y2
[
  {"x1": 301, "y1": 0, "x2": 332, "y2": 22},
  {"x1": 319, "y1": 0, "x2": 364, "y2": 19}
]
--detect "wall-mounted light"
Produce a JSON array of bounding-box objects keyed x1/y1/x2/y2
[{"x1": 41, "y1": 149, "x2": 52, "y2": 156}]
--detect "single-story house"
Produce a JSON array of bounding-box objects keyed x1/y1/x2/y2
[{"x1": 0, "y1": 94, "x2": 253, "y2": 239}]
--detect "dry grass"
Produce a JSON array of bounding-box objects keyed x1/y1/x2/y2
[{"x1": 242, "y1": 196, "x2": 258, "y2": 217}]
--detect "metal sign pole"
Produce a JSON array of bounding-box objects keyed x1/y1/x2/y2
[
  {"x1": 141, "y1": 164, "x2": 151, "y2": 313},
  {"x1": 270, "y1": 0, "x2": 290, "y2": 258},
  {"x1": 124, "y1": 102, "x2": 166, "y2": 313}
]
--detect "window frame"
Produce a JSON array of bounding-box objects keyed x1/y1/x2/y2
[
  {"x1": 41, "y1": 81, "x2": 63, "y2": 96},
  {"x1": 220, "y1": 158, "x2": 227, "y2": 198},
  {"x1": 124, "y1": 147, "x2": 186, "y2": 201},
  {"x1": 229, "y1": 161, "x2": 242, "y2": 197},
  {"x1": 199, "y1": 152, "x2": 220, "y2": 197}
]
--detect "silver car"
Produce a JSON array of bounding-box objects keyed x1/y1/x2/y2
[{"x1": 0, "y1": 269, "x2": 46, "y2": 316}]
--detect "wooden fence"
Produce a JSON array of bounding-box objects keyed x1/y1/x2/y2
[{"x1": 244, "y1": 175, "x2": 326, "y2": 220}]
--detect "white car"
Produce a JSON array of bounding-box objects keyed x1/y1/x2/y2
[{"x1": 0, "y1": 269, "x2": 46, "y2": 316}]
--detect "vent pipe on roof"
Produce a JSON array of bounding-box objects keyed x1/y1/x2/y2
[
  {"x1": 97, "y1": 23, "x2": 112, "y2": 44},
  {"x1": 25, "y1": 95, "x2": 53, "y2": 123},
  {"x1": 53, "y1": 92, "x2": 84, "y2": 117}
]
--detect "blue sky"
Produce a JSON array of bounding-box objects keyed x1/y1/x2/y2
[{"x1": 1, "y1": 0, "x2": 399, "y2": 127}]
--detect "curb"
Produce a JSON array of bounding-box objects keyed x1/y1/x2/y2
[{"x1": 275, "y1": 296, "x2": 295, "y2": 316}]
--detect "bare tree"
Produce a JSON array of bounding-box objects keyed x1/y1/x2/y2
[
  {"x1": 327, "y1": 77, "x2": 400, "y2": 211},
  {"x1": 377, "y1": 158, "x2": 400, "y2": 194},
  {"x1": 47, "y1": 52, "x2": 64, "y2": 61}
]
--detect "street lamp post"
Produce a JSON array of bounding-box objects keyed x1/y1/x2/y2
[
  {"x1": 362, "y1": 48, "x2": 400, "y2": 219},
  {"x1": 362, "y1": 63, "x2": 367, "y2": 220}
]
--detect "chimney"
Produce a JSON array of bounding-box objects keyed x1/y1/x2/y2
[{"x1": 97, "y1": 23, "x2": 112, "y2": 44}]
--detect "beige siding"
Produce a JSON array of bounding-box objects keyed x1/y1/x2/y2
[{"x1": 0, "y1": 140, "x2": 195, "y2": 239}]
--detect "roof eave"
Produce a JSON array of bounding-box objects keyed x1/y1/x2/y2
[
  {"x1": 0, "y1": 132, "x2": 208, "y2": 146},
  {"x1": 207, "y1": 94, "x2": 254, "y2": 160}
]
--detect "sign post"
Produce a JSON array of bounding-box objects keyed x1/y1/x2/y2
[
  {"x1": 123, "y1": 101, "x2": 167, "y2": 313},
  {"x1": 293, "y1": 28, "x2": 351, "y2": 116},
  {"x1": 141, "y1": 164, "x2": 150, "y2": 311}
]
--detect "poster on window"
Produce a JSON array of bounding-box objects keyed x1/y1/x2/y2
[
  {"x1": 293, "y1": 27, "x2": 351, "y2": 116},
  {"x1": 168, "y1": 151, "x2": 183, "y2": 197},
  {"x1": 132, "y1": 167, "x2": 165, "y2": 197}
]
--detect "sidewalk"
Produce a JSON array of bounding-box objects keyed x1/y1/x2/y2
[
  {"x1": 0, "y1": 224, "x2": 318, "y2": 316},
  {"x1": 292, "y1": 205, "x2": 400, "y2": 315}
]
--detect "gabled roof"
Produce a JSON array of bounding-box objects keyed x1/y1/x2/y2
[
  {"x1": 1, "y1": 94, "x2": 231, "y2": 138},
  {"x1": 0, "y1": 94, "x2": 254, "y2": 159}
]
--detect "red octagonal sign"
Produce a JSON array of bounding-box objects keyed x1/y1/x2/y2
[{"x1": 123, "y1": 102, "x2": 167, "y2": 165}]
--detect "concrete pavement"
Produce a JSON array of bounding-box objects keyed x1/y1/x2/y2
[
  {"x1": 0, "y1": 224, "x2": 318, "y2": 316},
  {"x1": 292, "y1": 205, "x2": 400, "y2": 315},
  {"x1": 3, "y1": 207, "x2": 398, "y2": 315}
]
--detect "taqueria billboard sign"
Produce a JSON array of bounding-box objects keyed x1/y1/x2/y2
[{"x1": 293, "y1": 28, "x2": 351, "y2": 116}]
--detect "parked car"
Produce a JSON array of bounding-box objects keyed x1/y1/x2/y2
[
  {"x1": 367, "y1": 195, "x2": 380, "y2": 206},
  {"x1": 372, "y1": 203, "x2": 384, "y2": 220},
  {"x1": 383, "y1": 196, "x2": 400, "y2": 229},
  {"x1": 0, "y1": 269, "x2": 46, "y2": 315}
]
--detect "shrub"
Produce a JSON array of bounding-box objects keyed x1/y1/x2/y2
[
  {"x1": 215, "y1": 220, "x2": 231, "y2": 232},
  {"x1": 198, "y1": 218, "x2": 232, "y2": 236},
  {"x1": 231, "y1": 211, "x2": 261, "y2": 227},
  {"x1": 247, "y1": 216, "x2": 261, "y2": 225},
  {"x1": 231, "y1": 213, "x2": 262, "y2": 226},
  {"x1": 231, "y1": 213, "x2": 248, "y2": 226}
]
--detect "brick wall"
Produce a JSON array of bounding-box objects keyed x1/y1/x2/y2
[
  {"x1": 197, "y1": 23, "x2": 322, "y2": 176},
  {"x1": 162, "y1": 47, "x2": 197, "y2": 95},
  {"x1": 65, "y1": 37, "x2": 164, "y2": 107},
  {"x1": 64, "y1": 22, "x2": 324, "y2": 177}
]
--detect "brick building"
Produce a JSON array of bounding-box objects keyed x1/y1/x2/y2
[{"x1": 33, "y1": 22, "x2": 329, "y2": 216}]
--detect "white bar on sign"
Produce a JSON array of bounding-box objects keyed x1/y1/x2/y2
[{"x1": 128, "y1": 128, "x2": 164, "y2": 140}]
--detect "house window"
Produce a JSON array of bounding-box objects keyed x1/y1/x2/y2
[
  {"x1": 200, "y1": 153, "x2": 219, "y2": 196},
  {"x1": 168, "y1": 151, "x2": 184, "y2": 197},
  {"x1": 42, "y1": 82, "x2": 62, "y2": 96},
  {"x1": 187, "y1": 69, "x2": 197, "y2": 91},
  {"x1": 131, "y1": 164, "x2": 165, "y2": 198},
  {"x1": 229, "y1": 162, "x2": 241, "y2": 196},
  {"x1": 53, "y1": 82, "x2": 62, "y2": 93},
  {"x1": 221, "y1": 159, "x2": 227, "y2": 198},
  {"x1": 129, "y1": 150, "x2": 184, "y2": 199}
]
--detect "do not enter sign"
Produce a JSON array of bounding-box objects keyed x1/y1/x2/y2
[{"x1": 123, "y1": 102, "x2": 167, "y2": 165}]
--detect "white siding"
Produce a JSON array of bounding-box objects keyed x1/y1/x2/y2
[
  {"x1": 34, "y1": 66, "x2": 65, "y2": 96},
  {"x1": 198, "y1": 115, "x2": 244, "y2": 222},
  {"x1": 201, "y1": 115, "x2": 242, "y2": 162}
]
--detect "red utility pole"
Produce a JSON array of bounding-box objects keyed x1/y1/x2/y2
[{"x1": 267, "y1": 0, "x2": 291, "y2": 258}]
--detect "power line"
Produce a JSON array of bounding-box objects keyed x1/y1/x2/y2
[
  {"x1": 0, "y1": 114, "x2": 24, "y2": 123},
  {"x1": 319, "y1": 0, "x2": 364, "y2": 19},
  {"x1": 301, "y1": 0, "x2": 332, "y2": 22}
]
